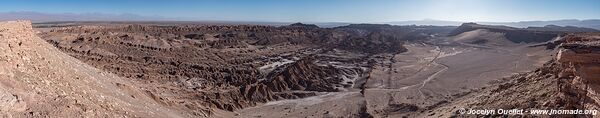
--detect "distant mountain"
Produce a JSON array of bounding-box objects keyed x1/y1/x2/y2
[
  {"x1": 1, "y1": 11, "x2": 348, "y2": 27},
  {"x1": 482, "y1": 19, "x2": 600, "y2": 30},
  {"x1": 449, "y1": 23, "x2": 598, "y2": 43},
  {"x1": 285, "y1": 22, "x2": 320, "y2": 28},
  {"x1": 0, "y1": 11, "x2": 171, "y2": 22},
  {"x1": 311, "y1": 22, "x2": 352, "y2": 28},
  {"x1": 524, "y1": 25, "x2": 599, "y2": 32},
  {"x1": 388, "y1": 19, "x2": 463, "y2": 26},
  {"x1": 389, "y1": 19, "x2": 600, "y2": 30},
  {"x1": 3, "y1": 11, "x2": 600, "y2": 30}
]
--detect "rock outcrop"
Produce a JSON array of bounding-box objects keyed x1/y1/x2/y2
[{"x1": 556, "y1": 33, "x2": 600, "y2": 113}]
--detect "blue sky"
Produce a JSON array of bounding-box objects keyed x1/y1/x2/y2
[{"x1": 1, "y1": 0, "x2": 599, "y2": 22}]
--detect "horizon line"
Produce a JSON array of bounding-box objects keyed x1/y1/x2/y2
[{"x1": 2, "y1": 11, "x2": 600, "y2": 24}]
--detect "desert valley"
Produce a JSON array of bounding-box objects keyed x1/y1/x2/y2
[
  {"x1": 0, "y1": 19, "x2": 598, "y2": 117},
  {"x1": 2, "y1": 0, "x2": 600, "y2": 117}
]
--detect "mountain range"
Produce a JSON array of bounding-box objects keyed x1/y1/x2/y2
[
  {"x1": 1, "y1": 11, "x2": 600, "y2": 30},
  {"x1": 0, "y1": 11, "x2": 171, "y2": 22},
  {"x1": 389, "y1": 19, "x2": 600, "y2": 30}
]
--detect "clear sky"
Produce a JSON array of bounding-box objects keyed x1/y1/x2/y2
[{"x1": 1, "y1": 0, "x2": 599, "y2": 22}]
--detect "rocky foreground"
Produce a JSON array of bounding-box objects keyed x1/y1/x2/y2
[{"x1": 0, "y1": 21, "x2": 193, "y2": 117}]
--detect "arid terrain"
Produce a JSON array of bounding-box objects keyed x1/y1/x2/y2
[{"x1": 1, "y1": 19, "x2": 599, "y2": 118}]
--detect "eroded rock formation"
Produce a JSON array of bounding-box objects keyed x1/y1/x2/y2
[{"x1": 38, "y1": 22, "x2": 445, "y2": 116}]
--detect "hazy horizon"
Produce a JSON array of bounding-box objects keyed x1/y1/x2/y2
[{"x1": 1, "y1": 0, "x2": 600, "y2": 23}]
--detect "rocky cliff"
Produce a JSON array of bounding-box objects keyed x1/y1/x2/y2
[{"x1": 556, "y1": 33, "x2": 600, "y2": 114}]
